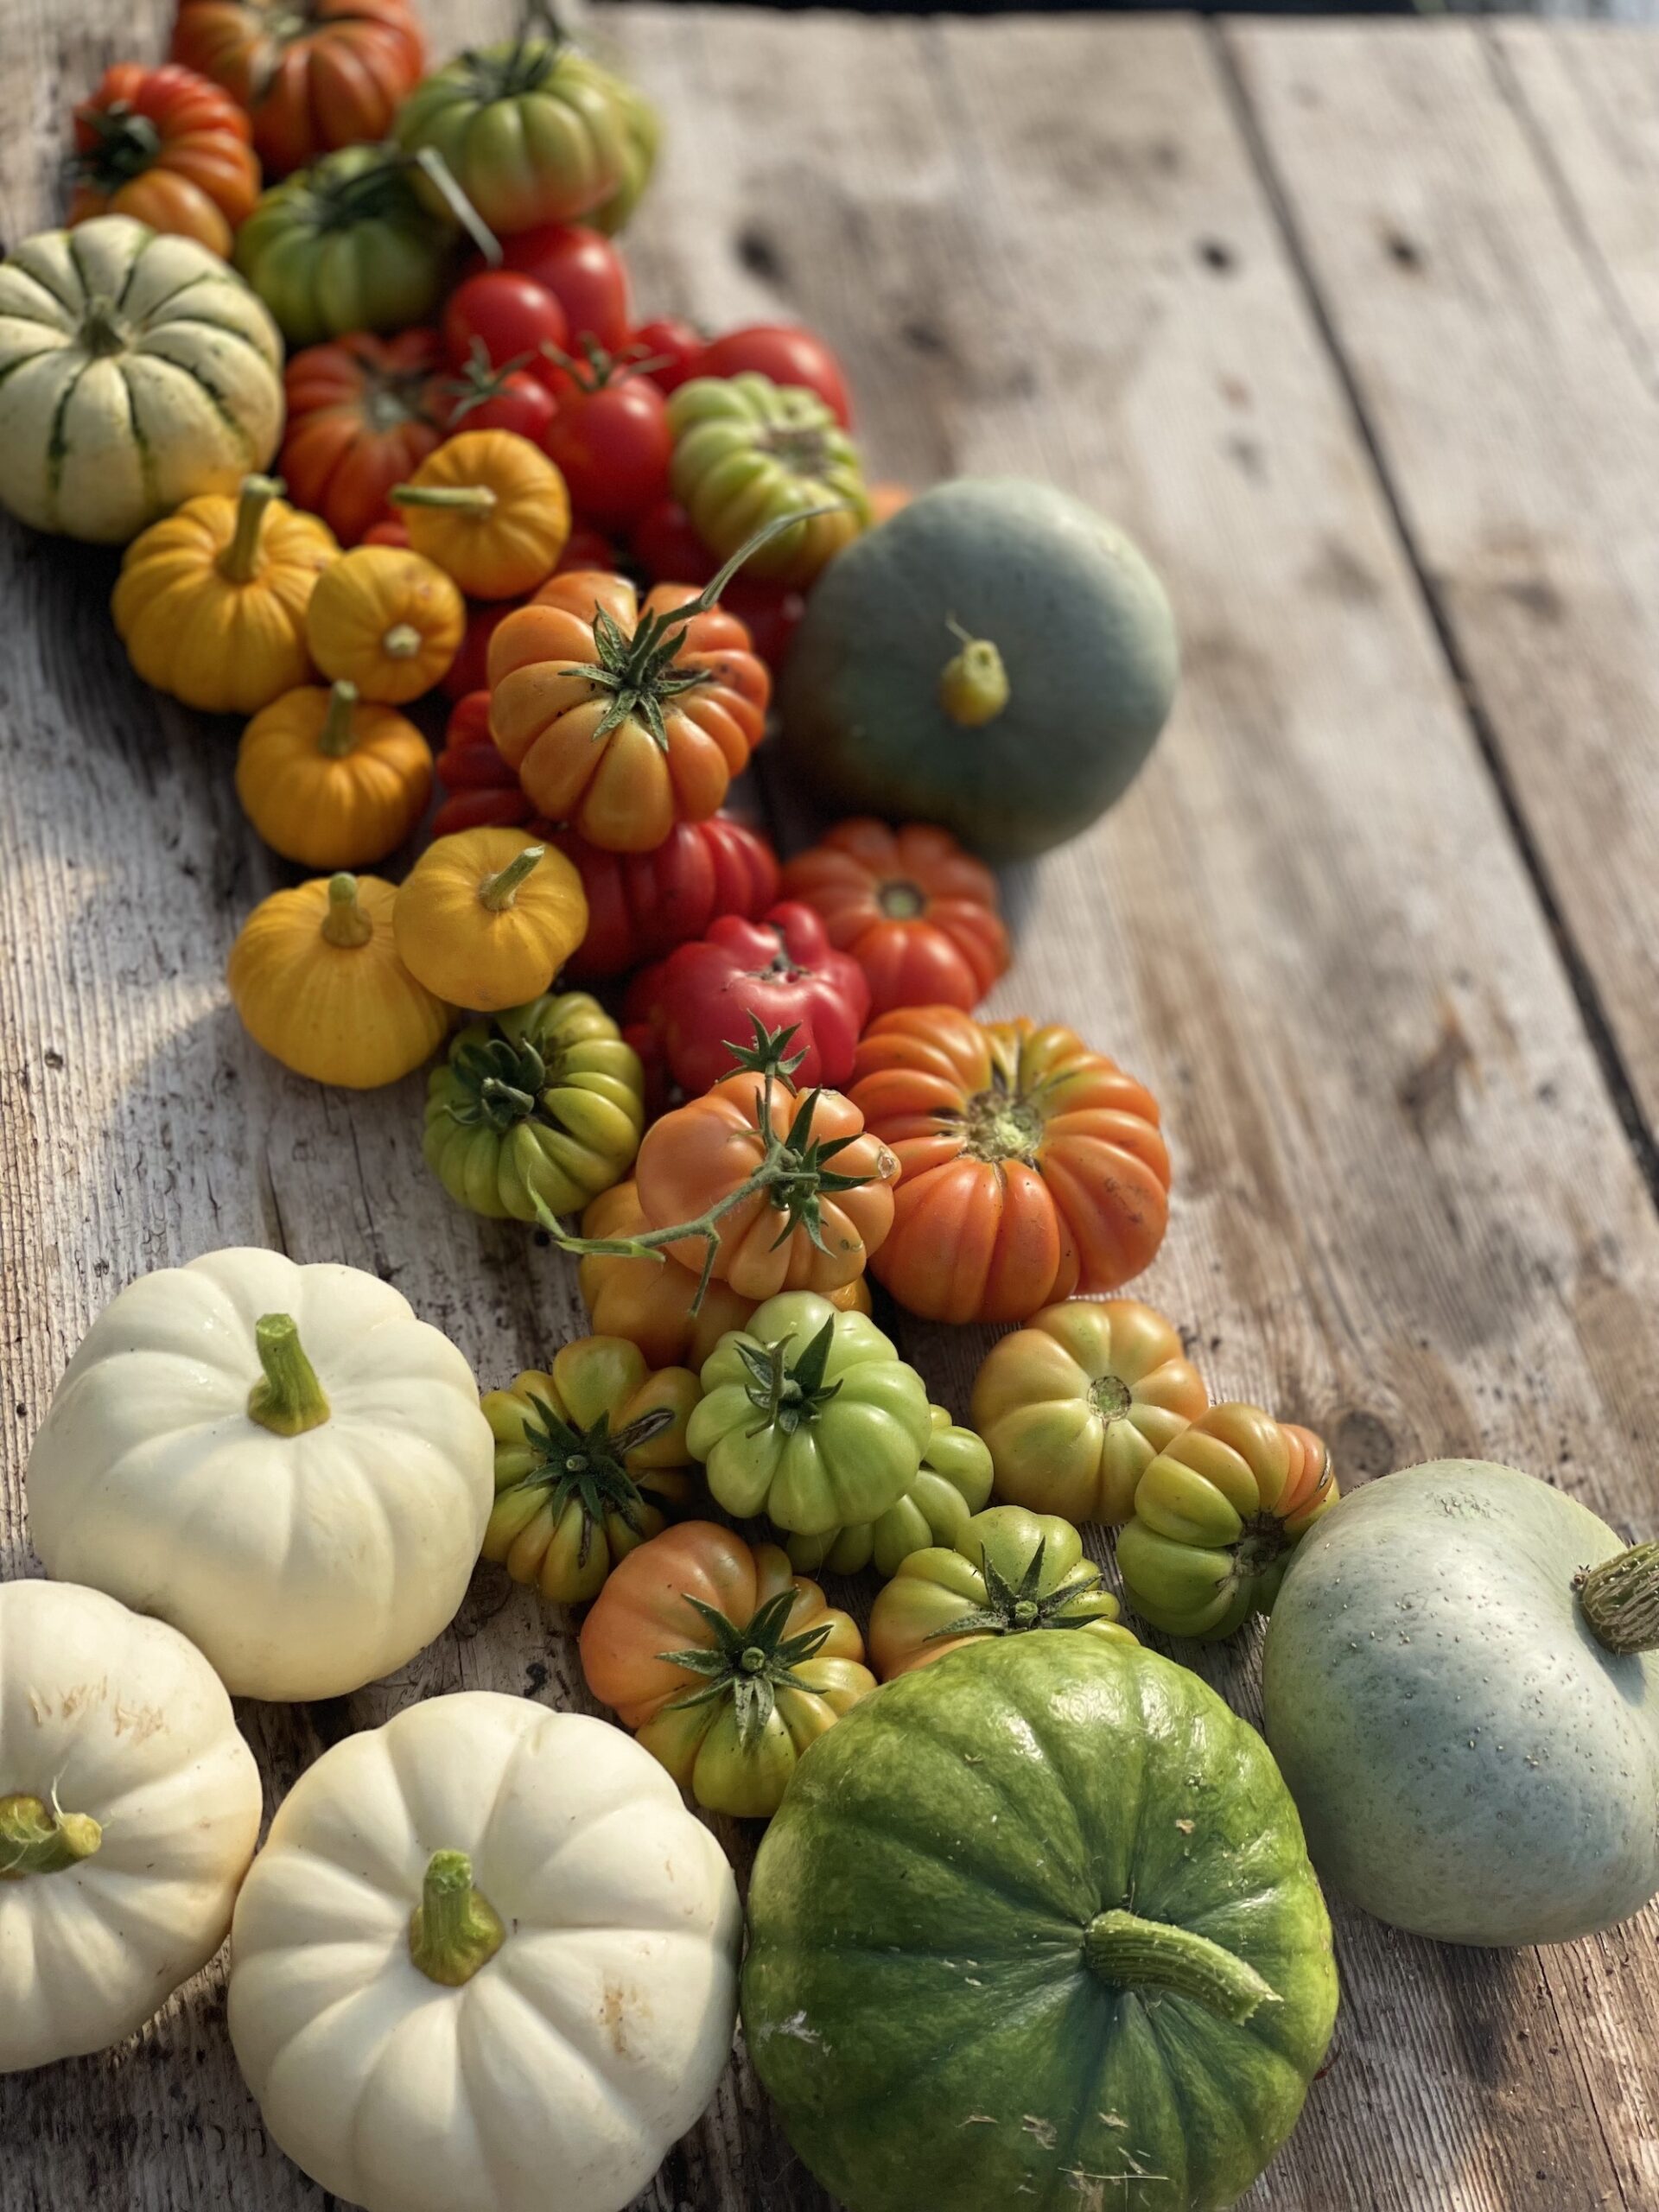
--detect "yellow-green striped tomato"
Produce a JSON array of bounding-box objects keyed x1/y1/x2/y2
[
  {"x1": 423, "y1": 990, "x2": 643, "y2": 1223},
  {"x1": 667, "y1": 373, "x2": 869, "y2": 585},
  {"x1": 686, "y1": 1291, "x2": 930, "y2": 1537},
  {"x1": 786, "y1": 1404, "x2": 993, "y2": 1580}
]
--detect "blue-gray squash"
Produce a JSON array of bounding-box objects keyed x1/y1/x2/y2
[
  {"x1": 1262, "y1": 1459, "x2": 1659, "y2": 1948},
  {"x1": 778, "y1": 478, "x2": 1179, "y2": 861}
]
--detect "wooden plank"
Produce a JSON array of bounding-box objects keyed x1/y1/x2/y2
[
  {"x1": 3, "y1": 8, "x2": 1659, "y2": 2210},
  {"x1": 1228, "y1": 16, "x2": 1659, "y2": 1185}
]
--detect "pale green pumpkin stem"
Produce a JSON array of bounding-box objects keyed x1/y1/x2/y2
[
  {"x1": 409, "y1": 1850, "x2": 506, "y2": 1986},
  {"x1": 317, "y1": 683, "x2": 359, "y2": 760},
  {"x1": 246, "y1": 1313, "x2": 331, "y2": 1437},
  {"x1": 321, "y1": 874, "x2": 374, "y2": 950},
  {"x1": 938, "y1": 620, "x2": 1010, "y2": 729},
  {"x1": 1083, "y1": 1909, "x2": 1280, "y2": 2024},
  {"x1": 391, "y1": 482, "x2": 499, "y2": 515},
  {"x1": 0, "y1": 1792, "x2": 102, "y2": 1879},
  {"x1": 479, "y1": 844, "x2": 544, "y2": 911},
  {"x1": 219, "y1": 475, "x2": 284, "y2": 584},
  {"x1": 1575, "y1": 1542, "x2": 1659, "y2": 1655}
]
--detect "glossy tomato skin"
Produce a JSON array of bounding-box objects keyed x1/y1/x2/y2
[
  {"x1": 488, "y1": 224, "x2": 632, "y2": 352},
  {"x1": 701, "y1": 322, "x2": 853, "y2": 427},
  {"x1": 280, "y1": 330, "x2": 445, "y2": 545},
  {"x1": 68, "y1": 63, "x2": 260, "y2": 257},
  {"x1": 545, "y1": 372, "x2": 673, "y2": 532},
  {"x1": 780, "y1": 818, "x2": 1011, "y2": 1016},
  {"x1": 443, "y1": 365, "x2": 556, "y2": 444},
  {"x1": 636, "y1": 1072, "x2": 898, "y2": 1300},
  {"x1": 630, "y1": 903, "x2": 870, "y2": 1096},
  {"x1": 630, "y1": 497, "x2": 718, "y2": 587},
  {"x1": 172, "y1": 0, "x2": 425, "y2": 175},
  {"x1": 442, "y1": 270, "x2": 569, "y2": 385},
  {"x1": 634, "y1": 316, "x2": 706, "y2": 394},
  {"x1": 431, "y1": 691, "x2": 539, "y2": 837},
  {"x1": 559, "y1": 816, "x2": 781, "y2": 982},
  {"x1": 849, "y1": 1008, "x2": 1171, "y2": 1325}
]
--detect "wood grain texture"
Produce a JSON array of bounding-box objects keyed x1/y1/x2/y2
[{"x1": 4, "y1": 9, "x2": 1659, "y2": 2209}]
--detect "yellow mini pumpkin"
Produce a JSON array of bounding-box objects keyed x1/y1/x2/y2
[
  {"x1": 236, "y1": 681, "x2": 433, "y2": 869},
  {"x1": 228, "y1": 873, "x2": 449, "y2": 1088},
  {"x1": 112, "y1": 474, "x2": 337, "y2": 714},
  {"x1": 391, "y1": 429, "x2": 570, "y2": 600},
  {"x1": 303, "y1": 544, "x2": 465, "y2": 703},
  {"x1": 393, "y1": 828, "x2": 588, "y2": 1014}
]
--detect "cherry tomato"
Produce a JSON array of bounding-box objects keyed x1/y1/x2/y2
[
  {"x1": 544, "y1": 357, "x2": 672, "y2": 532},
  {"x1": 442, "y1": 353, "x2": 557, "y2": 445},
  {"x1": 701, "y1": 322, "x2": 854, "y2": 427},
  {"x1": 360, "y1": 518, "x2": 410, "y2": 549},
  {"x1": 633, "y1": 316, "x2": 705, "y2": 394},
  {"x1": 442, "y1": 271, "x2": 569, "y2": 387},
  {"x1": 492, "y1": 225, "x2": 632, "y2": 353},
  {"x1": 630, "y1": 497, "x2": 717, "y2": 587}
]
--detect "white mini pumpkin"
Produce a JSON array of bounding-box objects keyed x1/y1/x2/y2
[
  {"x1": 0, "y1": 1579, "x2": 263, "y2": 2073},
  {"x1": 26, "y1": 1248, "x2": 493, "y2": 1702},
  {"x1": 229, "y1": 1693, "x2": 741, "y2": 2212},
  {"x1": 0, "y1": 214, "x2": 283, "y2": 543}
]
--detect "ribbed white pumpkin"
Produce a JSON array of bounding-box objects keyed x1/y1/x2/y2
[
  {"x1": 0, "y1": 214, "x2": 283, "y2": 543},
  {"x1": 0, "y1": 1580, "x2": 262, "y2": 2073},
  {"x1": 26, "y1": 1248, "x2": 493, "y2": 1702},
  {"x1": 229, "y1": 1694, "x2": 741, "y2": 2212}
]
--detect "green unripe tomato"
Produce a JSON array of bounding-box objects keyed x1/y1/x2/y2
[
  {"x1": 234, "y1": 145, "x2": 455, "y2": 346},
  {"x1": 668, "y1": 373, "x2": 870, "y2": 585}
]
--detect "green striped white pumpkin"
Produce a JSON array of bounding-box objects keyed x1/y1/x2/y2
[{"x1": 0, "y1": 215, "x2": 284, "y2": 545}]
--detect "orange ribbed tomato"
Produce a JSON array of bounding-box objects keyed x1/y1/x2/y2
[
  {"x1": 171, "y1": 0, "x2": 425, "y2": 175},
  {"x1": 779, "y1": 817, "x2": 1010, "y2": 1017},
  {"x1": 69, "y1": 63, "x2": 259, "y2": 257},
  {"x1": 488, "y1": 571, "x2": 770, "y2": 853},
  {"x1": 633, "y1": 1070, "x2": 897, "y2": 1301},
  {"x1": 281, "y1": 332, "x2": 445, "y2": 546},
  {"x1": 849, "y1": 1007, "x2": 1170, "y2": 1324}
]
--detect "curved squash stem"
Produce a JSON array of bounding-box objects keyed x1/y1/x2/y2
[
  {"x1": 246, "y1": 1313, "x2": 332, "y2": 1437},
  {"x1": 321, "y1": 874, "x2": 374, "y2": 949},
  {"x1": 1083, "y1": 1908, "x2": 1280, "y2": 2024},
  {"x1": 938, "y1": 620, "x2": 1010, "y2": 728},
  {"x1": 1575, "y1": 1541, "x2": 1659, "y2": 1655},
  {"x1": 479, "y1": 844, "x2": 545, "y2": 911},
  {"x1": 317, "y1": 683, "x2": 359, "y2": 760},
  {"x1": 409, "y1": 1850, "x2": 505, "y2": 1986},
  {"x1": 0, "y1": 1792, "x2": 102, "y2": 1879},
  {"x1": 391, "y1": 482, "x2": 499, "y2": 515},
  {"x1": 219, "y1": 475, "x2": 284, "y2": 585}
]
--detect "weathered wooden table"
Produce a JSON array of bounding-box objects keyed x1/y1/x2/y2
[{"x1": 6, "y1": 6, "x2": 1659, "y2": 2207}]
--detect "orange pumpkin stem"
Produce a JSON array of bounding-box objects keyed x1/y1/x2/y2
[
  {"x1": 219, "y1": 474, "x2": 284, "y2": 586},
  {"x1": 479, "y1": 844, "x2": 545, "y2": 912},
  {"x1": 321, "y1": 873, "x2": 375, "y2": 949},
  {"x1": 316, "y1": 682, "x2": 359, "y2": 759}
]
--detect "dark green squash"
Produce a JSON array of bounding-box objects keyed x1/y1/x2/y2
[
  {"x1": 743, "y1": 1632, "x2": 1338, "y2": 2212},
  {"x1": 778, "y1": 478, "x2": 1179, "y2": 860}
]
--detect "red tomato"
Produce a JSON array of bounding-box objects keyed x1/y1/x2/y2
[
  {"x1": 442, "y1": 601, "x2": 524, "y2": 703},
  {"x1": 560, "y1": 816, "x2": 783, "y2": 982},
  {"x1": 560, "y1": 524, "x2": 623, "y2": 572},
  {"x1": 626, "y1": 902, "x2": 871, "y2": 1096},
  {"x1": 721, "y1": 577, "x2": 804, "y2": 677},
  {"x1": 442, "y1": 272, "x2": 569, "y2": 386},
  {"x1": 432, "y1": 692, "x2": 541, "y2": 837},
  {"x1": 361, "y1": 518, "x2": 411, "y2": 549},
  {"x1": 633, "y1": 316, "x2": 705, "y2": 394},
  {"x1": 442, "y1": 355, "x2": 557, "y2": 445},
  {"x1": 630, "y1": 498, "x2": 718, "y2": 587},
  {"x1": 701, "y1": 322, "x2": 854, "y2": 427},
  {"x1": 544, "y1": 359, "x2": 672, "y2": 532},
  {"x1": 492, "y1": 225, "x2": 632, "y2": 352}
]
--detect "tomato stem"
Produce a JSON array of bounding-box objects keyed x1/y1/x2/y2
[{"x1": 0, "y1": 1792, "x2": 102, "y2": 1879}]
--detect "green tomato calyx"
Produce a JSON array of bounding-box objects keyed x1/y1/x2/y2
[
  {"x1": 876, "y1": 879, "x2": 927, "y2": 921},
  {"x1": 499, "y1": 1391, "x2": 674, "y2": 1568},
  {"x1": 409, "y1": 1850, "x2": 506, "y2": 1986},
  {"x1": 737, "y1": 1315, "x2": 843, "y2": 1436},
  {"x1": 928, "y1": 1537, "x2": 1111, "y2": 1644},
  {"x1": 1083, "y1": 1908, "x2": 1281, "y2": 2024},
  {"x1": 1230, "y1": 1512, "x2": 1289, "y2": 1584},
  {"x1": 955, "y1": 1063, "x2": 1045, "y2": 1167},
  {"x1": 661, "y1": 1584, "x2": 833, "y2": 1751},
  {"x1": 0, "y1": 1791, "x2": 102, "y2": 1879},
  {"x1": 75, "y1": 100, "x2": 164, "y2": 188},
  {"x1": 445, "y1": 1024, "x2": 552, "y2": 1132},
  {"x1": 247, "y1": 1313, "x2": 332, "y2": 1437},
  {"x1": 1574, "y1": 1541, "x2": 1659, "y2": 1656}
]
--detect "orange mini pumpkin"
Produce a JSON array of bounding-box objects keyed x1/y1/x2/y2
[
  {"x1": 304, "y1": 544, "x2": 465, "y2": 703},
  {"x1": 391, "y1": 429, "x2": 570, "y2": 600},
  {"x1": 236, "y1": 679, "x2": 431, "y2": 868}
]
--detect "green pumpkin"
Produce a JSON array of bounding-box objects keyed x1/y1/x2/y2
[
  {"x1": 745, "y1": 1633, "x2": 1338, "y2": 2212},
  {"x1": 423, "y1": 991, "x2": 643, "y2": 1224},
  {"x1": 1263, "y1": 1459, "x2": 1659, "y2": 1948},
  {"x1": 785, "y1": 1403, "x2": 993, "y2": 1579},
  {"x1": 779, "y1": 477, "x2": 1179, "y2": 861},
  {"x1": 234, "y1": 146, "x2": 454, "y2": 347}
]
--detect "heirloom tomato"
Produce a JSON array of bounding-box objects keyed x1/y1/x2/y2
[
  {"x1": 1116, "y1": 1403, "x2": 1338, "y2": 1641},
  {"x1": 432, "y1": 690, "x2": 539, "y2": 836},
  {"x1": 700, "y1": 322, "x2": 852, "y2": 427},
  {"x1": 786, "y1": 1404, "x2": 993, "y2": 1580},
  {"x1": 669, "y1": 372, "x2": 868, "y2": 586},
  {"x1": 559, "y1": 814, "x2": 780, "y2": 982},
  {"x1": 281, "y1": 330, "x2": 445, "y2": 546},
  {"x1": 970, "y1": 1297, "x2": 1207, "y2": 1527},
  {"x1": 849, "y1": 1007, "x2": 1171, "y2": 1324},
  {"x1": 781, "y1": 817, "x2": 1010, "y2": 1017},
  {"x1": 687, "y1": 1291, "x2": 930, "y2": 1537},
  {"x1": 69, "y1": 62, "x2": 259, "y2": 257},
  {"x1": 626, "y1": 903, "x2": 869, "y2": 1096},
  {"x1": 868, "y1": 1503, "x2": 1134, "y2": 1681},
  {"x1": 172, "y1": 0, "x2": 425, "y2": 175},
  {"x1": 579, "y1": 1522, "x2": 874, "y2": 1819},
  {"x1": 481, "y1": 1336, "x2": 698, "y2": 1606}
]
